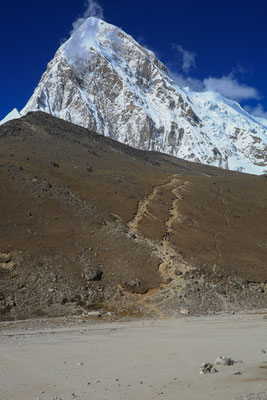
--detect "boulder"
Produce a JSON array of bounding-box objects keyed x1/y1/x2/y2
[
  {"x1": 199, "y1": 362, "x2": 218, "y2": 374},
  {"x1": 215, "y1": 356, "x2": 235, "y2": 366},
  {"x1": 84, "y1": 265, "x2": 103, "y2": 281}
]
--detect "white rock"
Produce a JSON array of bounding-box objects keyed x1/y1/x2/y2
[
  {"x1": 87, "y1": 310, "x2": 101, "y2": 317},
  {"x1": 180, "y1": 308, "x2": 189, "y2": 315},
  {"x1": 215, "y1": 356, "x2": 235, "y2": 366}
]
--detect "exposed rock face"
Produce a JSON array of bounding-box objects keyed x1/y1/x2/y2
[{"x1": 21, "y1": 17, "x2": 267, "y2": 174}]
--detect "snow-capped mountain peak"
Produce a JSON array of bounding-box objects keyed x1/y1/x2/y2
[
  {"x1": 0, "y1": 108, "x2": 22, "y2": 126},
  {"x1": 20, "y1": 17, "x2": 266, "y2": 174}
]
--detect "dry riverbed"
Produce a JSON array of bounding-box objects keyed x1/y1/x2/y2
[{"x1": 1, "y1": 314, "x2": 267, "y2": 400}]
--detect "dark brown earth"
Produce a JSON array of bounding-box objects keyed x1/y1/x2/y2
[{"x1": 0, "y1": 111, "x2": 267, "y2": 320}]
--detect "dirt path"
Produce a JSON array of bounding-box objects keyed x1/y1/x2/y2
[
  {"x1": 126, "y1": 175, "x2": 189, "y2": 317},
  {"x1": 127, "y1": 175, "x2": 188, "y2": 279},
  {"x1": 213, "y1": 186, "x2": 231, "y2": 262}
]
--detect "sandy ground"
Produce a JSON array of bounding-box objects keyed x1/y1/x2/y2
[{"x1": 1, "y1": 314, "x2": 267, "y2": 400}]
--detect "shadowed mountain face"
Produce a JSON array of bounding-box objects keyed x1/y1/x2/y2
[{"x1": 0, "y1": 112, "x2": 267, "y2": 320}]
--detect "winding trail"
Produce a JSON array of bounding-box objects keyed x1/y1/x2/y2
[
  {"x1": 213, "y1": 186, "x2": 231, "y2": 262},
  {"x1": 128, "y1": 183, "x2": 167, "y2": 235},
  {"x1": 125, "y1": 175, "x2": 190, "y2": 317}
]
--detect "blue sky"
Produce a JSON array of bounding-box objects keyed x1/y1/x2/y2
[{"x1": 1, "y1": 0, "x2": 267, "y2": 120}]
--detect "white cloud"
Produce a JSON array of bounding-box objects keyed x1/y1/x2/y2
[
  {"x1": 169, "y1": 71, "x2": 204, "y2": 92},
  {"x1": 169, "y1": 68, "x2": 259, "y2": 103},
  {"x1": 244, "y1": 103, "x2": 267, "y2": 119},
  {"x1": 70, "y1": 0, "x2": 104, "y2": 34},
  {"x1": 170, "y1": 68, "x2": 267, "y2": 121},
  {"x1": 168, "y1": 44, "x2": 260, "y2": 102},
  {"x1": 172, "y1": 44, "x2": 196, "y2": 73},
  {"x1": 169, "y1": 70, "x2": 260, "y2": 102},
  {"x1": 203, "y1": 74, "x2": 260, "y2": 101}
]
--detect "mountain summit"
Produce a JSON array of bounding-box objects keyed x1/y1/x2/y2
[
  {"x1": 21, "y1": 17, "x2": 267, "y2": 174},
  {"x1": 0, "y1": 108, "x2": 21, "y2": 126}
]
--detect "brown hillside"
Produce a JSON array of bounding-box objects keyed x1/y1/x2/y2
[{"x1": 0, "y1": 112, "x2": 266, "y2": 320}]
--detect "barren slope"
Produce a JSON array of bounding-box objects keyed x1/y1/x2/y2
[{"x1": 0, "y1": 112, "x2": 266, "y2": 320}]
